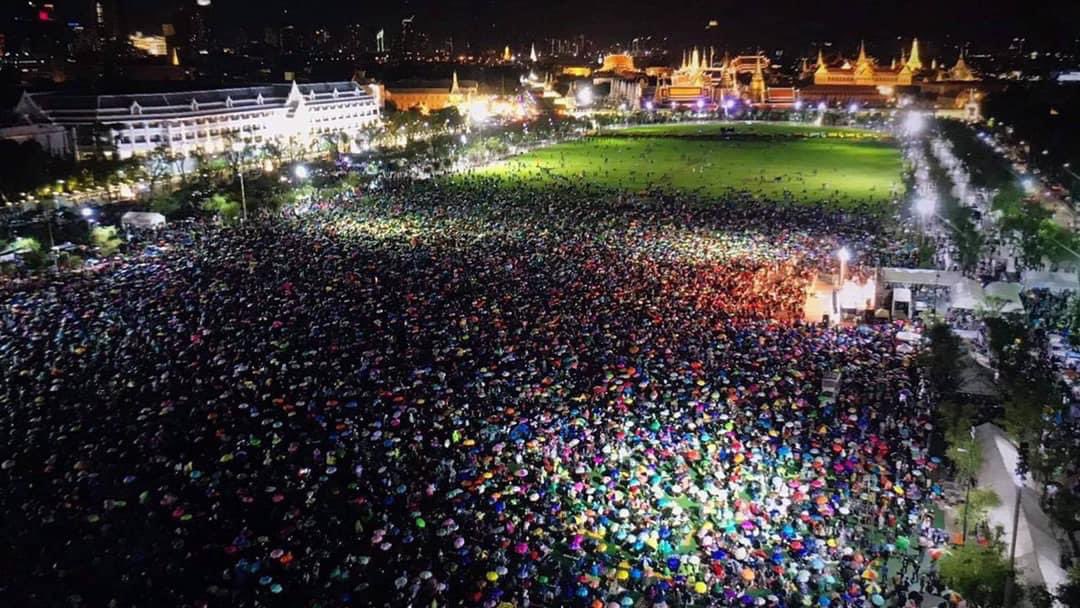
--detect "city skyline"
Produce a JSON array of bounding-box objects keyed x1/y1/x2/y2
[{"x1": 4, "y1": 0, "x2": 1080, "y2": 52}]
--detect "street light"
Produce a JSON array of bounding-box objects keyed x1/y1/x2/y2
[
  {"x1": 902, "y1": 112, "x2": 926, "y2": 136},
  {"x1": 231, "y1": 143, "x2": 248, "y2": 222},
  {"x1": 914, "y1": 194, "x2": 936, "y2": 219},
  {"x1": 837, "y1": 247, "x2": 851, "y2": 286},
  {"x1": 575, "y1": 86, "x2": 593, "y2": 107}
]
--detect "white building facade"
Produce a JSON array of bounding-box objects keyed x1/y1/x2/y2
[{"x1": 13, "y1": 81, "x2": 381, "y2": 159}]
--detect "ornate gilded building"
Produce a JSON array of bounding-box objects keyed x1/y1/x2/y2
[
  {"x1": 812, "y1": 39, "x2": 921, "y2": 89},
  {"x1": 651, "y1": 48, "x2": 796, "y2": 108},
  {"x1": 383, "y1": 72, "x2": 479, "y2": 113}
]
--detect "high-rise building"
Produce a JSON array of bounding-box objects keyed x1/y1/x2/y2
[{"x1": 396, "y1": 15, "x2": 415, "y2": 58}]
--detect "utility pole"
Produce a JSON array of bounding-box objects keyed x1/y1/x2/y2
[{"x1": 238, "y1": 169, "x2": 247, "y2": 222}]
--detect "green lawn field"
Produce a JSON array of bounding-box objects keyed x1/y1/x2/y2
[{"x1": 470, "y1": 122, "x2": 904, "y2": 209}]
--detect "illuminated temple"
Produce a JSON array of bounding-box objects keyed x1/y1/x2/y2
[
  {"x1": 812, "y1": 39, "x2": 921, "y2": 89},
  {"x1": 652, "y1": 48, "x2": 795, "y2": 109}
]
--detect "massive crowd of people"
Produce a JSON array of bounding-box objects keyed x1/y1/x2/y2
[{"x1": 1, "y1": 180, "x2": 942, "y2": 608}]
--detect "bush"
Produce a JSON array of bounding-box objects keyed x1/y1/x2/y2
[
  {"x1": 10, "y1": 236, "x2": 42, "y2": 254},
  {"x1": 91, "y1": 225, "x2": 122, "y2": 256},
  {"x1": 202, "y1": 194, "x2": 242, "y2": 225},
  {"x1": 9, "y1": 236, "x2": 47, "y2": 269}
]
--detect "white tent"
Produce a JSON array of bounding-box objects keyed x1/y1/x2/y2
[
  {"x1": 948, "y1": 279, "x2": 1025, "y2": 314},
  {"x1": 984, "y1": 281, "x2": 1025, "y2": 314},
  {"x1": 121, "y1": 211, "x2": 167, "y2": 229},
  {"x1": 880, "y1": 267, "x2": 963, "y2": 287},
  {"x1": 950, "y1": 278, "x2": 985, "y2": 310},
  {"x1": 1021, "y1": 270, "x2": 1079, "y2": 293}
]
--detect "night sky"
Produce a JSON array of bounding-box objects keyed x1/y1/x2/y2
[{"x1": 10, "y1": 0, "x2": 1080, "y2": 51}]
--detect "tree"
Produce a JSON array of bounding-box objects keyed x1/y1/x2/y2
[
  {"x1": 938, "y1": 543, "x2": 1012, "y2": 607},
  {"x1": 280, "y1": 136, "x2": 308, "y2": 164},
  {"x1": 143, "y1": 145, "x2": 173, "y2": 195},
  {"x1": 91, "y1": 225, "x2": 123, "y2": 255},
  {"x1": 432, "y1": 106, "x2": 464, "y2": 130},
  {"x1": 1057, "y1": 565, "x2": 1080, "y2": 607},
  {"x1": 921, "y1": 322, "x2": 962, "y2": 397},
  {"x1": 150, "y1": 192, "x2": 183, "y2": 217},
  {"x1": 10, "y1": 236, "x2": 42, "y2": 254},
  {"x1": 202, "y1": 194, "x2": 241, "y2": 225},
  {"x1": 1001, "y1": 367, "x2": 1055, "y2": 449}
]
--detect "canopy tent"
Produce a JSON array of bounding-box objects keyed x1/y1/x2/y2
[
  {"x1": 121, "y1": 211, "x2": 166, "y2": 229},
  {"x1": 880, "y1": 268, "x2": 963, "y2": 287},
  {"x1": 892, "y1": 287, "x2": 912, "y2": 304},
  {"x1": 949, "y1": 278, "x2": 984, "y2": 310},
  {"x1": 984, "y1": 281, "x2": 1025, "y2": 314},
  {"x1": 974, "y1": 424, "x2": 1067, "y2": 593},
  {"x1": 948, "y1": 279, "x2": 1025, "y2": 314},
  {"x1": 1021, "y1": 270, "x2": 1080, "y2": 293}
]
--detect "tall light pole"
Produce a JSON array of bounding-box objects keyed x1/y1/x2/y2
[
  {"x1": 837, "y1": 246, "x2": 851, "y2": 286},
  {"x1": 232, "y1": 143, "x2": 248, "y2": 222},
  {"x1": 1003, "y1": 443, "x2": 1030, "y2": 608}
]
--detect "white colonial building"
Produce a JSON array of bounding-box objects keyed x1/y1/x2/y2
[{"x1": 12, "y1": 81, "x2": 381, "y2": 159}]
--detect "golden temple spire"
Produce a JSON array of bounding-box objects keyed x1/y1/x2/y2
[{"x1": 906, "y1": 37, "x2": 923, "y2": 71}]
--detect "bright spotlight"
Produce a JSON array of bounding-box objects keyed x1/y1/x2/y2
[
  {"x1": 817, "y1": 101, "x2": 827, "y2": 112},
  {"x1": 1021, "y1": 177, "x2": 1036, "y2": 193},
  {"x1": 575, "y1": 85, "x2": 594, "y2": 106},
  {"x1": 645, "y1": 101, "x2": 654, "y2": 111},
  {"x1": 848, "y1": 103, "x2": 859, "y2": 113},
  {"x1": 80, "y1": 207, "x2": 94, "y2": 217},
  {"x1": 914, "y1": 195, "x2": 936, "y2": 217},
  {"x1": 902, "y1": 112, "x2": 925, "y2": 136},
  {"x1": 294, "y1": 165, "x2": 309, "y2": 180},
  {"x1": 793, "y1": 100, "x2": 804, "y2": 111},
  {"x1": 696, "y1": 99, "x2": 705, "y2": 110},
  {"x1": 460, "y1": 134, "x2": 468, "y2": 145},
  {"x1": 837, "y1": 247, "x2": 852, "y2": 263}
]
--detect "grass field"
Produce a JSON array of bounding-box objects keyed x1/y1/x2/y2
[{"x1": 470, "y1": 122, "x2": 904, "y2": 209}]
